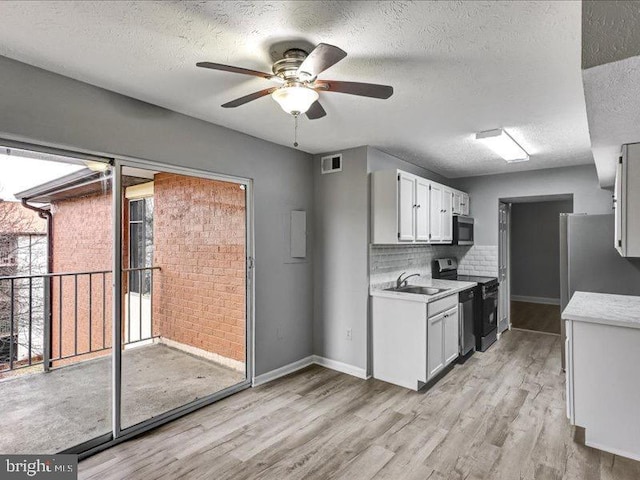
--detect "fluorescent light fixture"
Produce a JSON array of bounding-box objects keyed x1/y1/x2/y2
[
  {"x1": 272, "y1": 85, "x2": 319, "y2": 115},
  {"x1": 476, "y1": 128, "x2": 529, "y2": 163}
]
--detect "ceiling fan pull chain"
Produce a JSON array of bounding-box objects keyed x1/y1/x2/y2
[{"x1": 293, "y1": 114, "x2": 299, "y2": 148}]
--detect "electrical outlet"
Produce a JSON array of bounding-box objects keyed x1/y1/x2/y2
[{"x1": 346, "y1": 328, "x2": 352, "y2": 341}]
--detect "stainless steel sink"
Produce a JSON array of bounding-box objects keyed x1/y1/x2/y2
[{"x1": 385, "y1": 286, "x2": 449, "y2": 295}]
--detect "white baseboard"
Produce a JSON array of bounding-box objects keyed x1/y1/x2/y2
[
  {"x1": 312, "y1": 355, "x2": 369, "y2": 380},
  {"x1": 252, "y1": 355, "x2": 369, "y2": 387},
  {"x1": 511, "y1": 295, "x2": 560, "y2": 306},
  {"x1": 252, "y1": 355, "x2": 314, "y2": 387}
]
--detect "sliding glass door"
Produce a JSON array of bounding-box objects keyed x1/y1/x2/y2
[
  {"x1": 0, "y1": 142, "x2": 253, "y2": 455},
  {"x1": 117, "y1": 163, "x2": 250, "y2": 431},
  {"x1": 0, "y1": 146, "x2": 114, "y2": 453}
]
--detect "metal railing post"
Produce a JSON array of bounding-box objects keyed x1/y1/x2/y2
[{"x1": 43, "y1": 276, "x2": 51, "y2": 372}]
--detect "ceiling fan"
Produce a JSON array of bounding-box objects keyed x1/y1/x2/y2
[{"x1": 196, "y1": 43, "x2": 394, "y2": 120}]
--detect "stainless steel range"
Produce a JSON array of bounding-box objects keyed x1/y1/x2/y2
[{"x1": 433, "y1": 258, "x2": 499, "y2": 352}]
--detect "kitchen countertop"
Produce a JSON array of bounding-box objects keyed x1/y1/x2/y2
[
  {"x1": 562, "y1": 291, "x2": 640, "y2": 329},
  {"x1": 370, "y1": 278, "x2": 476, "y2": 303}
]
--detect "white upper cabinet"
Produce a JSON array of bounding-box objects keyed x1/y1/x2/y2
[
  {"x1": 452, "y1": 191, "x2": 462, "y2": 215},
  {"x1": 429, "y1": 182, "x2": 443, "y2": 242},
  {"x1": 415, "y1": 178, "x2": 430, "y2": 241},
  {"x1": 461, "y1": 192, "x2": 470, "y2": 216},
  {"x1": 615, "y1": 143, "x2": 640, "y2": 257},
  {"x1": 398, "y1": 172, "x2": 416, "y2": 241},
  {"x1": 371, "y1": 169, "x2": 469, "y2": 244},
  {"x1": 451, "y1": 190, "x2": 470, "y2": 216},
  {"x1": 441, "y1": 187, "x2": 453, "y2": 243}
]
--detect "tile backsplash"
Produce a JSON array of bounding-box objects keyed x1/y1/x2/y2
[{"x1": 369, "y1": 244, "x2": 498, "y2": 285}]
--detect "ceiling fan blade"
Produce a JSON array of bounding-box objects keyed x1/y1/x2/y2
[
  {"x1": 306, "y1": 101, "x2": 327, "y2": 120},
  {"x1": 318, "y1": 80, "x2": 393, "y2": 99},
  {"x1": 298, "y1": 43, "x2": 347, "y2": 78},
  {"x1": 197, "y1": 62, "x2": 275, "y2": 80},
  {"x1": 221, "y1": 88, "x2": 277, "y2": 108}
]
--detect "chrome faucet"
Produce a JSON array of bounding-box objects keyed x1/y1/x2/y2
[{"x1": 396, "y1": 272, "x2": 421, "y2": 289}]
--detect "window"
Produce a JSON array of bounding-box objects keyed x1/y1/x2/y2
[{"x1": 128, "y1": 198, "x2": 153, "y2": 294}]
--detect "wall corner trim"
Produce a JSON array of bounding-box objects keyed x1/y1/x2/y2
[{"x1": 252, "y1": 355, "x2": 369, "y2": 387}]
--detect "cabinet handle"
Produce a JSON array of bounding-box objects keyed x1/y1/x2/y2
[{"x1": 416, "y1": 204, "x2": 421, "y2": 208}]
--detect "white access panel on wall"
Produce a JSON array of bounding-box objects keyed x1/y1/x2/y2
[{"x1": 290, "y1": 210, "x2": 307, "y2": 258}]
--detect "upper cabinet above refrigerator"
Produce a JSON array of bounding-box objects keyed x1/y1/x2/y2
[{"x1": 614, "y1": 143, "x2": 640, "y2": 257}]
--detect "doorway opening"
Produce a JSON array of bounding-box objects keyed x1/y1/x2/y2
[{"x1": 498, "y1": 194, "x2": 574, "y2": 336}]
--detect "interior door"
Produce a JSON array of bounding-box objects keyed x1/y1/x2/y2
[
  {"x1": 398, "y1": 173, "x2": 416, "y2": 241},
  {"x1": 415, "y1": 178, "x2": 430, "y2": 241},
  {"x1": 498, "y1": 202, "x2": 510, "y2": 333},
  {"x1": 429, "y1": 183, "x2": 442, "y2": 242},
  {"x1": 441, "y1": 188, "x2": 453, "y2": 242}
]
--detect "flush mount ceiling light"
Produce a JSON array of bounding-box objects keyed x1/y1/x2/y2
[
  {"x1": 476, "y1": 128, "x2": 529, "y2": 163},
  {"x1": 271, "y1": 84, "x2": 319, "y2": 116}
]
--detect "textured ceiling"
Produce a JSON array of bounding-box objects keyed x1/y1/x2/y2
[
  {"x1": 583, "y1": 55, "x2": 640, "y2": 188},
  {"x1": 0, "y1": 1, "x2": 593, "y2": 178},
  {"x1": 582, "y1": 0, "x2": 640, "y2": 69}
]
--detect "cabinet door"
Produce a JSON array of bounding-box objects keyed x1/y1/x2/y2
[
  {"x1": 398, "y1": 172, "x2": 416, "y2": 241},
  {"x1": 452, "y1": 191, "x2": 462, "y2": 215},
  {"x1": 461, "y1": 193, "x2": 470, "y2": 216},
  {"x1": 443, "y1": 306, "x2": 459, "y2": 365},
  {"x1": 429, "y1": 183, "x2": 442, "y2": 242},
  {"x1": 415, "y1": 178, "x2": 430, "y2": 241},
  {"x1": 441, "y1": 188, "x2": 453, "y2": 242},
  {"x1": 428, "y1": 312, "x2": 445, "y2": 379}
]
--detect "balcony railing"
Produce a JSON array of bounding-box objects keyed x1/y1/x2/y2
[{"x1": 0, "y1": 266, "x2": 160, "y2": 373}]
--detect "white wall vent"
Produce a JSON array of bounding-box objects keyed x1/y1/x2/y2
[{"x1": 321, "y1": 154, "x2": 342, "y2": 174}]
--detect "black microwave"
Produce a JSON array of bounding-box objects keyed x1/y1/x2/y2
[{"x1": 453, "y1": 216, "x2": 474, "y2": 245}]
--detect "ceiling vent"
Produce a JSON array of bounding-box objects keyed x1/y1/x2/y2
[{"x1": 321, "y1": 153, "x2": 342, "y2": 174}]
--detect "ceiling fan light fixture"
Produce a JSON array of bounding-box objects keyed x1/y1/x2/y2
[
  {"x1": 476, "y1": 128, "x2": 529, "y2": 163},
  {"x1": 272, "y1": 85, "x2": 319, "y2": 115}
]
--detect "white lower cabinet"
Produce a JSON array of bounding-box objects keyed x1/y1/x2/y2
[
  {"x1": 565, "y1": 317, "x2": 640, "y2": 461},
  {"x1": 443, "y1": 307, "x2": 460, "y2": 364},
  {"x1": 427, "y1": 312, "x2": 445, "y2": 379},
  {"x1": 428, "y1": 306, "x2": 459, "y2": 380},
  {"x1": 372, "y1": 293, "x2": 459, "y2": 390}
]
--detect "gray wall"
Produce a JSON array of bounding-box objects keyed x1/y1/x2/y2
[
  {"x1": 313, "y1": 146, "x2": 454, "y2": 373},
  {"x1": 0, "y1": 55, "x2": 314, "y2": 376},
  {"x1": 511, "y1": 200, "x2": 573, "y2": 300},
  {"x1": 313, "y1": 146, "x2": 369, "y2": 370},
  {"x1": 455, "y1": 165, "x2": 613, "y2": 245}
]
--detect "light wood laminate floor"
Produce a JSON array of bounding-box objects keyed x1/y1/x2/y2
[
  {"x1": 511, "y1": 301, "x2": 561, "y2": 335},
  {"x1": 80, "y1": 330, "x2": 640, "y2": 479}
]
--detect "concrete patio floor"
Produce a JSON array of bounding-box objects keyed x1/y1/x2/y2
[{"x1": 0, "y1": 343, "x2": 245, "y2": 454}]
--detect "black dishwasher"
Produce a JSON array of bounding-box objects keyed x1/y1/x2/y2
[{"x1": 458, "y1": 288, "x2": 476, "y2": 357}]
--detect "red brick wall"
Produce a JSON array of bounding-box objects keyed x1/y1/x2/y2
[
  {"x1": 50, "y1": 173, "x2": 246, "y2": 365},
  {"x1": 51, "y1": 192, "x2": 113, "y2": 362},
  {"x1": 152, "y1": 173, "x2": 246, "y2": 362}
]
